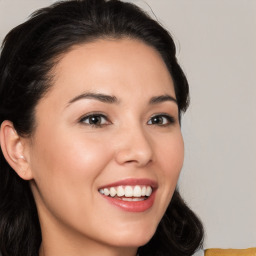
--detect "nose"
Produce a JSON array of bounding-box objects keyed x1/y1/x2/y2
[{"x1": 114, "y1": 125, "x2": 154, "y2": 167}]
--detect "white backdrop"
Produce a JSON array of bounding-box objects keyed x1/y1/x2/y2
[{"x1": 0, "y1": 0, "x2": 255, "y2": 249}]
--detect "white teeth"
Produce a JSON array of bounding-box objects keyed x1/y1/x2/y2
[
  {"x1": 99, "y1": 185, "x2": 153, "y2": 198},
  {"x1": 110, "y1": 187, "x2": 116, "y2": 197},
  {"x1": 146, "y1": 186, "x2": 152, "y2": 197},
  {"x1": 117, "y1": 186, "x2": 125, "y2": 196},
  {"x1": 133, "y1": 185, "x2": 141, "y2": 197},
  {"x1": 103, "y1": 188, "x2": 110, "y2": 196},
  {"x1": 122, "y1": 197, "x2": 145, "y2": 201},
  {"x1": 141, "y1": 186, "x2": 146, "y2": 196},
  {"x1": 124, "y1": 186, "x2": 133, "y2": 197}
]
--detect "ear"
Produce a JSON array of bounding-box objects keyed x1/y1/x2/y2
[{"x1": 0, "y1": 120, "x2": 33, "y2": 180}]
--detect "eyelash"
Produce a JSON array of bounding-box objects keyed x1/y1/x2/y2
[
  {"x1": 147, "y1": 114, "x2": 175, "y2": 126},
  {"x1": 79, "y1": 113, "x2": 175, "y2": 128},
  {"x1": 79, "y1": 113, "x2": 111, "y2": 128}
]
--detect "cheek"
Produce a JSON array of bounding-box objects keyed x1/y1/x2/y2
[
  {"x1": 159, "y1": 131, "x2": 184, "y2": 173},
  {"x1": 156, "y1": 131, "x2": 184, "y2": 197},
  {"x1": 31, "y1": 127, "x2": 111, "y2": 178},
  {"x1": 29, "y1": 128, "x2": 112, "y2": 214}
]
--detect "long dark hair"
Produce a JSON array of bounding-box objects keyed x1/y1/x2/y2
[{"x1": 0, "y1": 0, "x2": 204, "y2": 255}]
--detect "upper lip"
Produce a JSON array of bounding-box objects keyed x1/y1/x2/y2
[{"x1": 98, "y1": 178, "x2": 158, "y2": 190}]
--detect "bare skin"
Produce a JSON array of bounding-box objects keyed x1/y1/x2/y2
[{"x1": 0, "y1": 38, "x2": 184, "y2": 256}]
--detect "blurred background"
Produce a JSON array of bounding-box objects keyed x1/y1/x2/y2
[{"x1": 0, "y1": 0, "x2": 255, "y2": 249}]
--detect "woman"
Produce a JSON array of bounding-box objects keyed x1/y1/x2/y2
[{"x1": 0, "y1": 0, "x2": 204, "y2": 256}]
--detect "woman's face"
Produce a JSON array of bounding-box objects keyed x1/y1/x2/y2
[{"x1": 27, "y1": 39, "x2": 184, "y2": 254}]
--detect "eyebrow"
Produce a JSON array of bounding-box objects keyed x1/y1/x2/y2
[
  {"x1": 67, "y1": 92, "x2": 118, "y2": 106},
  {"x1": 149, "y1": 95, "x2": 177, "y2": 105},
  {"x1": 67, "y1": 92, "x2": 177, "y2": 107}
]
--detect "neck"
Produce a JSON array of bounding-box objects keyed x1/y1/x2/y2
[
  {"x1": 36, "y1": 195, "x2": 139, "y2": 256},
  {"x1": 39, "y1": 224, "x2": 138, "y2": 256},
  {"x1": 39, "y1": 241, "x2": 138, "y2": 256}
]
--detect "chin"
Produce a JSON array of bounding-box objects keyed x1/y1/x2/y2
[{"x1": 107, "y1": 225, "x2": 156, "y2": 248}]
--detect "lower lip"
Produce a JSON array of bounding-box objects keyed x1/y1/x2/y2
[{"x1": 100, "y1": 191, "x2": 156, "y2": 212}]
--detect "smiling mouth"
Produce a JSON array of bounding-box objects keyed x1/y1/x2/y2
[{"x1": 98, "y1": 185, "x2": 153, "y2": 201}]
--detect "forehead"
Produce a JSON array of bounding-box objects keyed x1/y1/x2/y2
[{"x1": 43, "y1": 38, "x2": 176, "y2": 105}]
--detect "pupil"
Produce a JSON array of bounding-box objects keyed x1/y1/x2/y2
[
  {"x1": 152, "y1": 116, "x2": 162, "y2": 124},
  {"x1": 90, "y1": 116, "x2": 100, "y2": 124}
]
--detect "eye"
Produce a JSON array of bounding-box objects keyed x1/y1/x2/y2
[
  {"x1": 147, "y1": 114, "x2": 175, "y2": 126},
  {"x1": 79, "y1": 113, "x2": 110, "y2": 127}
]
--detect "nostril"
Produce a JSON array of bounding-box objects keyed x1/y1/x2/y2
[{"x1": 126, "y1": 160, "x2": 135, "y2": 163}]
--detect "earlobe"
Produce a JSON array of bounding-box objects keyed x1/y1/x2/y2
[{"x1": 0, "y1": 120, "x2": 33, "y2": 180}]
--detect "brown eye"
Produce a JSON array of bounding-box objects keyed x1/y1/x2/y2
[
  {"x1": 88, "y1": 116, "x2": 102, "y2": 125},
  {"x1": 80, "y1": 114, "x2": 110, "y2": 127},
  {"x1": 148, "y1": 114, "x2": 175, "y2": 126},
  {"x1": 151, "y1": 116, "x2": 164, "y2": 125}
]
